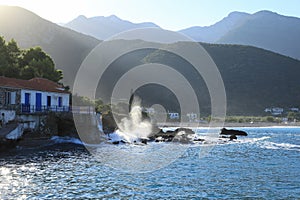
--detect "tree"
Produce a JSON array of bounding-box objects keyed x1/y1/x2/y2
[
  {"x1": 0, "y1": 36, "x2": 9, "y2": 75},
  {"x1": 6, "y1": 39, "x2": 21, "y2": 65},
  {"x1": 0, "y1": 36, "x2": 64, "y2": 83},
  {"x1": 20, "y1": 47, "x2": 63, "y2": 82}
]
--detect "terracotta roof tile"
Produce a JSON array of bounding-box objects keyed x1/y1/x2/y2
[{"x1": 0, "y1": 76, "x2": 69, "y2": 94}]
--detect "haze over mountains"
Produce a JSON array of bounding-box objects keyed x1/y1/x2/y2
[
  {"x1": 65, "y1": 10, "x2": 300, "y2": 60},
  {"x1": 1, "y1": 5, "x2": 300, "y2": 115},
  {"x1": 65, "y1": 15, "x2": 160, "y2": 40}
]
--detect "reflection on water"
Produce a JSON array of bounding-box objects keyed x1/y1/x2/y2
[{"x1": 0, "y1": 127, "x2": 300, "y2": 199}]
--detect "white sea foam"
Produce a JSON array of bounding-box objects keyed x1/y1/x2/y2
[
  {"x1": 51, "y1": 136, "x2": 83, "y2": 145},
  {"x1": 260, "y1": 141, "x2": 300, "y2": 151},
  {"x1": 108, "y1": 97, "x2": 153, "y2": 143}
]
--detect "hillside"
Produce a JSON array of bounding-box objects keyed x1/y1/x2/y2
[
  {"x1": 217, "y1": 11, "x2": 300, "y2": 61},
  {"x1": 179, "y1": 11, "x2": 250, "y2": 43},
  {"x1": 202, "y1": 43, "x2": 300, "y2": 115},
  {"x1": 0, "y1": 5, "x2": 100, "y2": 87},
  {"x1": 1, "y1": 6, "x2": 299, "y2": 115},
  {"x1": 64, "y1": 15, "x2": 160, "y2": 40},
  {"x1": 94, "y1": 40, "x2": 300, "y2": 116}
]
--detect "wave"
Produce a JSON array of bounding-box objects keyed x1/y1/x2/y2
[
  {"x1": 238, "y1": 136, "x2": 271, "y2": 144},
  {"x1": 259, "y1": 141, "x2": 300, "y2": 151},
  {"x1": 51, "y1": 136, "x2": 83, "y2": 145}
]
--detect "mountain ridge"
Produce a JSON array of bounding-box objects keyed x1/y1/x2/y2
[
  {"x1": 179, "y1": 11, "x2": 251, "y2": 42},
  {"x1": 1, "y1": 6, "x2": 299, "y2": 115},
  {"x1": 217, "y1": 10, "x2": 300, "y2": 60},
  {"x1": 63, "y1": 10, "x2": 300, "y2": 60},
  {"x1": 64, "y1": 14, "x2": 160, "y2": 40}
]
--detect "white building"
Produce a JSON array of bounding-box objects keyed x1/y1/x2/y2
[
  {"x1": 0, "y1": 77, "x2": 70, "y2": 113},
  {"x1": 264, "y1": 107, "x2": 284, "y2": 116},
  {"x1": 186, "y1": 112, "x2": 198, "y2": 122},
  {"x1": 168, "y1": 112, "x2": 179, "y2": 120},
  {"x1": 290, "y1": 107, "x2": 299, "y2": 112}
]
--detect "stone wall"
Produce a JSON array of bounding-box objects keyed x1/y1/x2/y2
[{"x1": 0, "y1": 87, "x2": 21, "y2": 109}]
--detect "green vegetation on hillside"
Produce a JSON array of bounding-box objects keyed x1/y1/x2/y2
[
  {"x1": 0, "y1": 6, "x2": 100, "y2": 88},
  {"x1": 0, "y1": 36, "x2": 63, "y2": 82}
]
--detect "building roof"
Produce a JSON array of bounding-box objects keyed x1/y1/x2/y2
[{"x1": 0, "y1": 76, "x2": 69, "y2": 94}]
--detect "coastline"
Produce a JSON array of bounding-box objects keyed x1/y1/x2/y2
[
  {"x1": 157, "y1": 121, "x2": 300, "y2": 128},
  {"x1": 2, "y1": 120, "x2": 299, "y2": 154}
]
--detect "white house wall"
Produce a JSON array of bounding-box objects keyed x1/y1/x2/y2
[
  {"x1": 0, "y1": 109, "x2": 16, "y2": 122},
  {"x1": 21, "y1": 89, "x2": 69, "y2": 107}
]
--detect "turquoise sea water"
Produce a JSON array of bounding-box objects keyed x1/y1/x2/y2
[{"x1": 0, "y1": 127, "x2": 299, "y2": 199}]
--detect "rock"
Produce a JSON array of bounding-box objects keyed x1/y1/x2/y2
[
  {"x1": 101, "y1": 111, "x2": 118, "y2": 134},
  {"x1": 229, "y1": 135, "x2": 237, "y2": 140},
  {"x1": 193, "y1": 138, "x2": 205, "y2": 142},
  {"x1": 151, "y1": 127, "x2": 196, "y2": 143},
  {"x1": 112, "y1": 141, "x2": 119, "y2": 145},
  {"x1": 220, "y1": 128, "x2": 248, "y2": 136},
  {"x1": 140, "y1": 138, "x2": 148, "y2": 144},
  {"x1": 155, "y1": 136, "x2": 165, "y2": 142},
  {"x1": 175, "y1": 128, "x2": 195, "y2": 135}
]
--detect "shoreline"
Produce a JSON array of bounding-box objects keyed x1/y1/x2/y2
[
  {"x1": 157, "y1": 122, "x2": 300, "y2": 128},
  {"x1": 2, "y1": 122, "x2": 299, "y2": 153}
]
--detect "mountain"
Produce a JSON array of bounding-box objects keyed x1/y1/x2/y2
[
  {"x1": 64, "y1": 15, "x2": 160, "y2": 40},
  {"x1": 217, "y1": 10, "x2": 300, "y2": 60},
  {"x1": 202, "y1": 43, "x2": 300, "y2": 115},
  {"x1": 179, "y1": 11, "x2": 251, "y2": 43},
  {"x1": 1, "y1": 6, "x2": 299, "y2": 115},
  {"x1": 0, "y1": 6, "x2": 100, "y2": 87},
  {"x1": 180, "y1": 10, "x2": 300, "y2": 60},
  {"x1": 93, "y1": 40, "x2": 300, "y2": 116},
  {"x1": 64, "y1": 11, "x2": 300, "y2": 60}
]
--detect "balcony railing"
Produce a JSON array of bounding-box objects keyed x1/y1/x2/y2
[
  {"x1": 1, "y1": 104, "x2": 95, "y2": 115},
  {"x1": 21, "y1": 104, "x2": 70, "y2": 113}
]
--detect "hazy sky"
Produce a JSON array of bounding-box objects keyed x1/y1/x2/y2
[{"x1": 0, "y1": 0, "x2": 299, "y2": 30}]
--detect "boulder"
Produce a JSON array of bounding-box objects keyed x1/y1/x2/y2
[
  {"x1": 229, "y1": 135, "x2": 237, "y2": 140},
  {"x1": 220, "y1": 128, "x2": 248, "y2": 136},
  {"x1": 151, "y1": 127, "x2": 196, "y2": 143}
]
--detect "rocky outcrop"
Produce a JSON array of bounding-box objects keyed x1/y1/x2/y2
[
  {"x1": 149, "y1": 127, "x2": 196, "y2": 143},
  {"x1": 220, "y1": 128, "x2": 248, "y2": 136},
  {"x1": 101, "y1": 111, "x2": 118, "y2": 134}
]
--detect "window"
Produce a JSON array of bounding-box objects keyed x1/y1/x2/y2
[
  {"x1": 4, "y1": 91, "x2": 16, "y2": 105},
  {"x1": 5, "y1": 92, "x2": 10, "y2": 104},
  {"x1": 47, "y1": 96, "x2": 51, "y2": 107},
  {"x1": 58, "y1": 97, "x2": 62, "y2": 107},
  {"x1": 10, "y1": 92, "x2": 16, "y2": 104},
  {"x1": 24, "y1": 93, "x2": 30, "y2": 105}
]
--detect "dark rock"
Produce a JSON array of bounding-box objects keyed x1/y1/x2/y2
[
  {"x1": 101, "y1": 111, "x2": 118, "y2": 134},
  {"x1": 151, "y1": 127, "x2": 196, "y2": 143},
  {"x1": 229, "y1": 135, "x2": 237, "y2": 140},
  {"x1": 175, "y1": 128, "x2": 195, "y2": 135},
  {"x1": 112, "y1": 141, "x2": 119, "y2": 145},
  {"x1": 220, "y1": 128, "x2": 248, "y2": 136},
  {"x1": 193, "y1": 138, "x2": 205, "y2": 142},
  {"x1": 120, "y1": 140, "x2": 126, "y2": 144},
  {"x1": 140, "y1": 138, "x2": 148, "y2": 144}
]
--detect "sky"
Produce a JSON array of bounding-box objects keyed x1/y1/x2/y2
[{"x1": 0, "y1": 0, "x2": 299, "y2": 30}]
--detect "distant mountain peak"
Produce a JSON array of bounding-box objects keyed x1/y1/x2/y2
[
  {"x1": 227, "y1": 11, "x2": 249, "y2": 17},
  {"x1": 64, "y1": 14, "x2": 160, "y2": 40},
  {"x1": 77, "y1": 15, "x2": 87, "y2": 19},
  {"x1": 72, "y1": 15, "x2": 88, "y2": 22},
  {"x1": 107, "y1": 14, "x2": 121, "y2": 21},
  {"x1": 253, "y1": 10, "x2": 278, "y2": 16}
]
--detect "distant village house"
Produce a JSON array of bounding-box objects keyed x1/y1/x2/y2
[{"x1": 168, "y1": 112, "x2": 180, "y2": 120}]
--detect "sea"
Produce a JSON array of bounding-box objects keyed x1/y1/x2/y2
[{"x1": 0, "y1": 127, "x2": 299, "y2": 199}]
